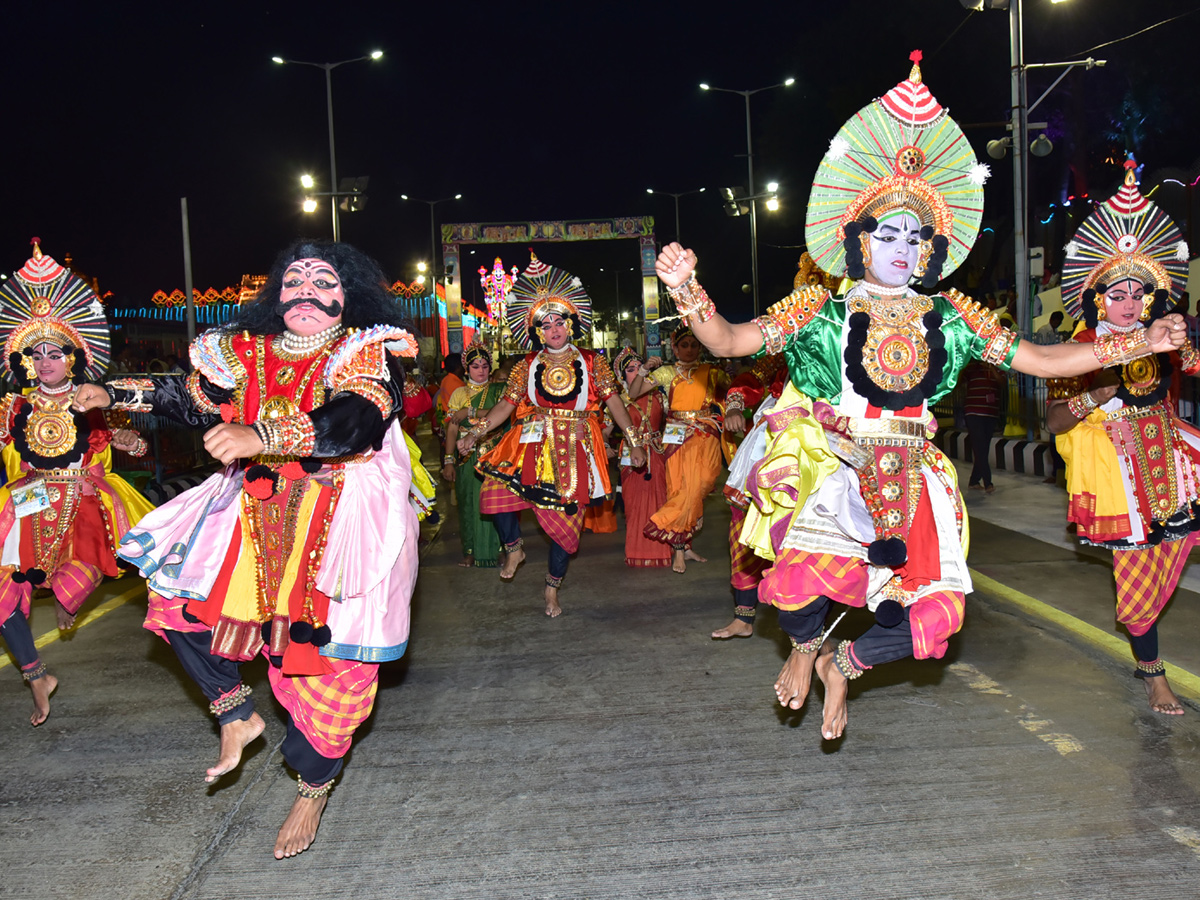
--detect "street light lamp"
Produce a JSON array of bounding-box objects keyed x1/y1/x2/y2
[
  {"x1": 272, "y1": 51, "x2": 384, "y2": 241},
  {"x1": 700, "y1": 77, "x2": 795, "y2": 316},
  {"x1": 402, "y1": 194, "x2": 463, "y2": 293},
  {"x1": 646, "y1": 187, "x2": 707, "y2": 243}
]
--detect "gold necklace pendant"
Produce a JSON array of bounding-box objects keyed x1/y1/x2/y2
[
  {"x1": 26, "y1": 400, "x2": 77, "y2": 458},
  {"x1": 539, "y1": 348, "x2": 579, "y2": 398}
]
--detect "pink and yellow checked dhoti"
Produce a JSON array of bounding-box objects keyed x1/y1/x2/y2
[
  {"x1": 0, "y1": 560, "x2": 103, "y2": 623},
  {"x1": 268, "y1": 657, "x2": 380, "y2": 760},
  {"x1": 1112, "y1": 533, "x2": 1199, "y2": 636},
  {"x1": 729, "y1": 506, "x2": 768, "y2": 591},
  {"x1": 479, "y1": 477, "x2": 586, "y2": 554}
]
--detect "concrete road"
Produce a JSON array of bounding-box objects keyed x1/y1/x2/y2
[{"x1": 3, "y1": 483, "x2": 1200, "y2": 899}]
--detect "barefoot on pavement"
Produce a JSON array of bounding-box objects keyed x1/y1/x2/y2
[
  {"x1": 1145, "y1": 675, "x2": 1185, "y2": 716},
  {"x1": 814, "y1": 646, "x2": 849, "y2": 740},
  {"x1": 544, "y1": 585, "x2": 562, "y2": 618},
  {"x1": 774, "y1": 648, "x2": 818, "y2": 710},
  {"x1": 205, "y1": 712, "x2": 266, "y2": 783},
  {"x1": 500, "y1": 547, "x2": 525, "y2": 581},
  {"x1": 29, "y1": 673, "x2": 58, "y2": 727},
  {"x1": 712, "y1": 619, "x2": 753, "y2": 639},
  {"x1": 274, "y1": 794, "x2": 327, "y2": 859},
  {"x1": 54, "y1": 601, "x2": 76, "y2": 631}
]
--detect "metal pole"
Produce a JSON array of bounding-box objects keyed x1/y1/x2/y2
[
  {"x1": 430, "y1": 203, "x2": 438, "y2": 296},
  {"x1": 744, "y1": 91, "x2": 759, "y2": 317},
  {"x1": 674, "y1": 195, "x2": 682, "y2": 245},
  {"x1": 1011, "y1": 0, "x2": 1028, "y2": 334},
  {"x1": 615, "y1": 271, "x2": 620, "y2": 346},
  {"x1": 181, "y1": 198, "x2": 196, "y2": 342},
  {"x1": 325, "y1": 65, "x2": 340, "y2": 242}
]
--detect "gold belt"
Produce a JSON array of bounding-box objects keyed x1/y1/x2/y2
[
  {"x1": 31, "y1": 468, "x2": 89, "y2": 480},
  {"x1": 1105, "y1": 402, "x2": 1169, "y2": 422},
  {"x1": 538, "y1": 409, "x2": 593, "y2": 420},
  {"x1": 847, "y1": 417, "x2": 927, "y2": 440},
  {"x1": 668, "y1": 410, "x2": 704, "y2": 422}
]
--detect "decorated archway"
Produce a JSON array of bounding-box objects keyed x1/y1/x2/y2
[{"x1": 439, "y1": 215, "x2": 663, "y2": 357}]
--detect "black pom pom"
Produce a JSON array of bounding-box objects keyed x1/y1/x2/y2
[
  {"x1": 564, "y1": 502, "x2": 579, "y2": 516},
  {"x1": 289, "y1": 620, "x2": 315, "y2": 644},
  {"x1": 11, "y1": 570, "x2": 26, "y2": 584},
  {"x1": 868, "y1": 388, "x2": 890, "y2": 409},
  {"x1": 1095, "y1": 283, "x2": 1109, "y2": 295},
  {"x1": 919, "y1": 225, "x2": 934, "y2": 241},
  {"x1": 246, "y1": 464, "x2": 274, "y2": 482},
  {"x1": 261, "y1": 621, "x2": 272, "y2": 644},
  {"x1": 298, "y1": 457, "x2": 322, "y2": 474},
  {"x1": 643, "y1": 472, "x2": 653, "y2": 481},
  {"x1": 844, "y1": 222, "x2": 863, "y2": 238},
  {"x1": 861, "y1": 216, "x2": 879, "y2": 233},
  {"x1": 312, "y1": 625, "x2": 332, "y2": 647},
  {"x1": 1144, "y1": 282, "x2": 1156, "y2": 295},
  {"x1": 70, "y1": 348, "x2": 88, "y2": 381},
  {"x1": 849, "y1": 312, "x2": 871, "y2": 329},
  {"x1": 868, "y1": 537, "x2": 907, "y2": 567},
  {"x1": 26, "y1": 568, "x2": 46, "y2": 586},
  {"x1": 931, "y1": 235, "x2": 948, "y2": 251},
  {"x1": 845, "y1": 331, "x2": 867, "y2": 350},
  {"x1": 875, "y1": 598, "x2": 905, "y2": 628},
  {"x1": 426, "y1": 510, "x2": 440, "y2": 525},
  {"x1": 930, "y1": 347, "x2": 948, "y2": 367}
]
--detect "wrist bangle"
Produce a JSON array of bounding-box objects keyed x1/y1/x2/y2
[
  {"x1": 442, "y1": 455, "x2": 456, "y2": 464},
  {"x1": 1093, "y1": 328, "x2": 1150, "y2": 367},
  {"x1": 666, "y1": 276, "x2": 717, "y2": 322},
  {"x1": 1066, "y1": 393, "x2": 1098, "y2": 419}
]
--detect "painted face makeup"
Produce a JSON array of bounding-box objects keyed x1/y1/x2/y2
[
  {"x1": 1105, "y1": 279, "x2": 1145, "y2": 328},
  {"x1": 866, "y1": 211, "x2": 921, "y2": 288},
  {"x1": 623, "y1": 360, "x2": 641, "y2": 385},
  {"x1": 30, "y1": 342, "x2": 70, "y2": 388},
  {"x1": 674, "y1": 335, "x2": 701, "y2": 363},
  {"x1": 538, "y1": 314, "x2": 570, "y2": 350},
  {"x1": 468, "y1": 357, "x2": 491, "y2": 383},
  {"x1": 277, "y1": 258, "x2": 345, "y2": 335}
]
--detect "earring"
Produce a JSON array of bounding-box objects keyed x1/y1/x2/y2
[
  {"x1": 914, "y1": 240, "x2": 933, "y2": 279},
  {"x1": 859, "y1": 232, "x2": 873, "y2": 271}
]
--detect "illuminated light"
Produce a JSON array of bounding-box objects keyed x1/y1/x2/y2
[
  {"x1": 302, "y1": 198, "x2": 318, "y2": 213},
  {"x1": 1040, "y1": 213, "x2": 1054, "y2": 224},
  {"x1": 479, "y1": 256, "x2": 520, "y2": 322},
  {"x1": 784, "y1": 77, "x2": 795, "y2": 86},
  {"x1": 982, "y1": 227, "x2": 995, "y2": 234},
  {"x1": 417, "y1": 262, "x2": 427, "y2": 272},
  {"x1": 766, "y1": 181, "x2": 779, "y2": 192},
  {"x1": 300, "y1": 174, "x2": 315, "y2": 189},
  {"x1": 271, "y1": 56, "x2": 284, "y2": 64},
  {"x1": 370, "y1": 50, "x2": 383, "y2": 60},
  {"x1": 699, "y1": 83, "x2": 711, "y2": 91},
  {"x1": 416, "y1": 275, "x2": 426, "y2": 285},
  {"x1": 765, "y1": 197, "x2": 780, "y2": 211}
]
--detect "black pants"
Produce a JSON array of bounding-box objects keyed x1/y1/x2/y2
[
  {"x1": 167, "y1": 629, "x2": 343, "y2": 784},
  {"x1": 778, "y1": 599, "x2": 914, "y2": 669},
  {"x1": 965, "y1": 414, "x2": 997, "y2": 487},
  {"x1": 493, "y1": 511, "x2": 570, "y2": 578},
  {"x1": 1, "y1": 611, "x2": 39, "y2": 672}
]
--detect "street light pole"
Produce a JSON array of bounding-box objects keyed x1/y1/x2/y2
[
  {"x1": 700, "y1": 78, "x2": 794, "y2": 317},
  {"x1": 401, "y1": 194, "x2": 463, "y2": 292},
  {"x1": 273, "y1": 51, "x2": 383, "y2": 242},
  {"x1": 1010, "y1": 0, "x2": 1029, "y2": 335},
  {"x1": 646, "y1": 187, "x2": 706, "y2": 244}
]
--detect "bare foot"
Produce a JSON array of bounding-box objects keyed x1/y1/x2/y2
[
  {"x1": 30, "y1": 673, "x2": 58, "y2": 727},
  {"x1": 1144, "y1": 675, "x2": 1185, "y2": 716},
  {"x1": 774, "y1": 647, "x2": 819, "y2": 709},
  {"x1": 274, "y1": 793, "x2": 328, "y2": 859},
  {"x1": 457, "y1": 555, "x2": 474, "y2": 568},
  {"x1": 814, "y1": 646, "x2": 849, "y2": 740},
  {"x1": 500, "y1": 546, "x2": 525, "y2": 581},
  {"x1": 544, "y1": 585, "x2": 562, "y2": 618},
  {"x1": 712, "y1": 619, "x2": 753, "y2": 639},
  {"x1": 54, "y1": 600, "x2": 76, "y2": 631},
  {"x1": 205, "y1": 712, "x2": 266, "y2": 783},
  {"x1": 672, "y1": 549, "x2": 686, "y2": 574}
]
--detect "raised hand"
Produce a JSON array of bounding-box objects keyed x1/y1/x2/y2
[
  {"x1": 655, "y1": 242, "x2": 697, "y2": 290},
  {"x1": 71, "y1": 383, "x2": 111, "y2": 412},
  {"x1": 1147, "y1": 314, "x2": 1187, "y2": 353}
]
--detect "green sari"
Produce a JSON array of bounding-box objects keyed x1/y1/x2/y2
[{"x1": 454, "y1": 381, "x2": 508, "y2": 566}]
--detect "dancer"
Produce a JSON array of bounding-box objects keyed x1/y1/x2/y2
[
  {"x1": 442, "y1": 336, "x2": 509, "y2": 567},
  {"x1": 613, "y1": 347, "x2": 670, "y2": 568},
  {"x1": 633, "y1": 325, "x2": 727, "y2": 573},
  {"x1": 459, "y1": 253, "x2": 646, "y2": 617},
  {"x1": 73, "y1": 240, "x2": 421, "y2": 858},
  {"x1": 0, "y1": 240, "x2": 152, "y2": 726},
  {"x1": 1047, "y1": 159, "x2": 1196, "y2": 715},
  {"x1": 654, "y1": 53, "x2": 1186, "y2": 741}
]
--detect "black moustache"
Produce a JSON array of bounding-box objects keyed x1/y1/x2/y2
[{"x1": 276, "y1": 297, "x2": 344, "y2": 319}]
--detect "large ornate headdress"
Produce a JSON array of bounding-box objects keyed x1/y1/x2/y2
[
  {"x1": 613, "y1": 346, "x2": 642, "y2": 376},
  {"x1": 804, "y1": 51, "x2": 988, "y2": 287},
  {"x1": 506, "y1": 252, "x2": 592, "y2": 351},
  {"x1": 0, "y1": 239, "x2": 111, "y2": 386},
  {"x1": 1061, "y1": 160, "x2": 1189, "y2": 326}
]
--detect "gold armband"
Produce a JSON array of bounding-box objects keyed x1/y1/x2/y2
[
  {"x1": 253, "y1": 413, "x2": 316, "y2": 456},
  {"x1": 1093, "y1": 329, "x2": 1151, "y2": 367},
  {"x1": 667, "y1": 276, "x2": 716, "y2": 322}
]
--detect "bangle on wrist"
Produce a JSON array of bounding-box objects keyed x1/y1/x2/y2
[
  {"x1": 1066, "y1": 392, "x2": 1098, "y2": 419},
  {"x1": 1093, "y1": 328, "x2": 1150, "y2": 367}
]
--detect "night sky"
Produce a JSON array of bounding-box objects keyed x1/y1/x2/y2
[{"x1": 3, "y1": 0, "x2": 1198, "y2": 328}]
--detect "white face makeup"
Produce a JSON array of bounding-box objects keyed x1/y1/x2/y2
[
  {"x1": 866, "y1": 211, "x2": 921, "y2": 288},
  {"x1": 279, "y1": 258, "x2": 345, "y2": 336},
  {"x1": 623, "y1": 359, "x2": 641, "y2": 386},
  {"x1": 1104, "y1": 279, "x2": 1145, "y2": 327},
  {"x1": 538, "y1": 314, "x2": 570, "y2": 351},
  {"x1": 31, "y1": 342, "x2": 70, "y2": 388}
]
